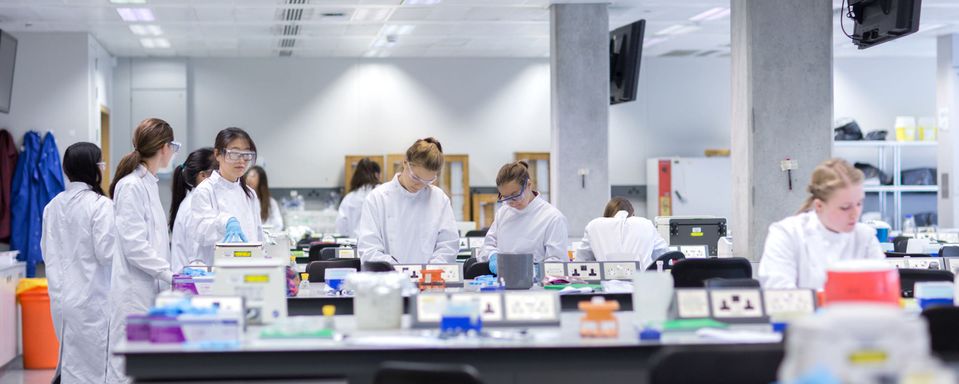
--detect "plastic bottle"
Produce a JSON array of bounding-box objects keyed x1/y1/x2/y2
[
  {"x1": 903, "y1": 214, "x2": 916, "y2": 235},
  {"x1": 322, "y1": 305, "x2": 336, "y2": 330},
  {"x1": 299, "y1": 273, "x2": 310, "y2": 296}
]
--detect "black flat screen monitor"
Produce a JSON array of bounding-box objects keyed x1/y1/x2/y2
[{"x1": 610, "y1": 20, "x2": 644, "y2": 105}]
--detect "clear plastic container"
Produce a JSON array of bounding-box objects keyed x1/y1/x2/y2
[{"x1": 903, "y1": 215, "x2": 916, "y2": 235}]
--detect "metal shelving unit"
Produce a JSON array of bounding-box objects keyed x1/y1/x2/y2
[{"x1": 834, "y1": 141, "x2": 938, "y2": 230}]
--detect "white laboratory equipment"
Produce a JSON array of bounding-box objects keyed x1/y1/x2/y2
[{"x1": 211, "y1": 258, "x2": 287, "y2": 324}]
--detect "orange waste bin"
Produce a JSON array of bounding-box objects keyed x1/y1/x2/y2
[{"x1": 16, "y1": 280, "x2": 59, "y2": 370}]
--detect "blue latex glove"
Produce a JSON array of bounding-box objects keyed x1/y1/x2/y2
[
  {"x1": 488, "y1": 252, "x2": 498, "y2": 275},
  {"x1": 223, "y1": 217, "x2": 248, "y2": 243}
]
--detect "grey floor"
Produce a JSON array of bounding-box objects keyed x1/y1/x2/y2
[{"x1": 0, "y1": 358, "x2": 54, "y2": 384}]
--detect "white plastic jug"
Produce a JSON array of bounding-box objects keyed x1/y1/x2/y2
[
  {"x1": 632, "y1": 271, "x2": 674, "y2": 328},
  {"x1": 346, "y1": 272, "x2": 409, "y2": 330}
]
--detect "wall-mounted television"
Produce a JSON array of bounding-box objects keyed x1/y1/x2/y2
[
  {"x1": 0, "y1": 30, "x2": 17, "y2": 114},
  {"x1": 609, "y1": 19, "x2": 644, "y2": 105}
]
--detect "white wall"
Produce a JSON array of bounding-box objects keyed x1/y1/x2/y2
[
  {"x1": 0, "y1": 32, "x2": 91, "y2": 156},
  {"x1": 112, "y1": 56, "x2": 938, "y2": 192}
]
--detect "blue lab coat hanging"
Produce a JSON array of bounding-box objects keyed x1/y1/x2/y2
[
  {"x1": 10, "y1": 132, "x2": 41, "y2": 276},
  {"x1": 38, "y1": 132, "x2": 64, "y2": 208}
]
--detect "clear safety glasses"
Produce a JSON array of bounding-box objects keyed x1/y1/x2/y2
[
  {"x1": 497, "y1": 178, "x2": 528, "y2": 203},
  {"x1": 406, "y1": 163, "x2": 437, "y2": 186},
  {"x1": 168, "y1": 141, "x2": 182, "y2": 153},
  {"x1": 224, "y1": 149, "x2": 256, "y2": 163}
]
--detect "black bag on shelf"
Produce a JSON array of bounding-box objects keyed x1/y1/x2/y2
[
  {"x1": 855, "y1": 162, "x2": 893, "y2": 185},
  {"x1": 865, "y1": 130, "x2": 888, "y2": 141},
  {"x1": 901, "y1": 168, "x2": 937, "y2": 186},
  {"x1": 834, "y1": 120, "x2": 863, "y2": 141},
  {"x1": 913, "y1": 212, "x2": 938, "y2": 227}
]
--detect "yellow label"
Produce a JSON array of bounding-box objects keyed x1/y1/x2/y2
[
  {"x1": 244, "y1": 274, "x2": 269, "y2": 283},
  {"x1": 691, "y1": 232, "x2": 703, "y2": 237},
  {"x1": 234, "y1": 251, "x2": 252, "y2": 258},
  {"x1": 659, "y1": 197, "x2": 671, "y2": 216},
  {"x1": 848, "y1": 350, "x2": 887, "y2": 364}
]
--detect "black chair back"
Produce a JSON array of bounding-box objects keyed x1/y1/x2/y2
[
  {"x1": 704, "y1": 278, "x2": 760, "y2": 289},
  {"x1": 465, "y1": 229, "x2": 488, "y2": 238},
  {"x1": 649, "y1": 345, "x2": 784, "y2": 384},
  {"x1": 306, "y1": 259, "x2": 362, "y2": 283},
  {"x1": 362, "y1": 261, "x2": 395, "y2": 272},
  {"x1": 373, "y1": 361, "x2": 483, "y2": 384},
  {"x1": 308, "y1": 243, "x2": 338, "y2": 262},
  {"x1": 892, "y1": 236, "x2": 911, "y2": 253},
  {"x1": 319, "y1": 247, "x2": 339, "y2": 261},
  {"x1": 670, "y1": 257, "x2": 752, "y2": 288},
  {"x1": 462, "y1": 257, "x2": 478, "y2": 276},
  {"x1": 646, "y1": 251, "x2": 686, "y2": 271},
  {"x1": 898, "y1": 268, "x2": 954, "y2": 298},
  {"x1": 939, "y1": 245, "x2": 959, "y2": 257},
  {"x1": 465, "y1": 261, "x2": 493, "y2": 279},
  {"x1": 921, "y1": 306, "x2": 959, "y2": 354}
]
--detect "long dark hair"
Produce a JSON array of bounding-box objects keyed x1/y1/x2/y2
[
  {"x1": 245, "y1": 166, "x2": 272, "y2": 222},
  {"x1": 110, "y1": 118, "x2": 174, "y2": 198},
  {"x1": 214, "y1": 127, "x2": 257, "y2": 199},
  {"x1": 169, "y1": 147, "x2": 215, "y2": 231},
  {"x1": 350, "y1": 158, "x2": 381, "y2": 192},
  {"x1": 63, "y1": 142, "x2": 106, "y2": 197}
]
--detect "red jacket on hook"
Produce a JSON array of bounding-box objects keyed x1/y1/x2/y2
[{"x1": 0, "y1": 130, "x2": 17, "y2": 239}]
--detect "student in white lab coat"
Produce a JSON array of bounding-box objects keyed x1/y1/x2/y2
[
  {"x1": 336, "y1": 158, "x2": 381, "y2": 238},
  {"x1": 169, "y1": 147, "x2": 215, "y2": 271},
  {"x1": 477, "y1": 161, "x2": 568, "y2": 267},
  {"x1": 41, "y1": 142, "x2": 119, "y2": 383},
  {"x1": 357, "y1": 137, "x2": 458, "y2": 264},
  {"x1": 575, "y1": 197, "x2": 670, "y2": 269},
  {"x1": 244, "y1": 166, "x2": 284, "y2": 231},
  {"x1": 759, "y1": 158, "x2": 885, "y2": 290},
  {"x1": 107, "y1": 118, "x2": 180, "y2": 383},
  {"x1": 192, "y1": 127, "x2": 265, "y2": 262}
]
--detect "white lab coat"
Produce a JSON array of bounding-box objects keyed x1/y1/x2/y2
[
  {"x1": 758, "y1": 210, "x2": 885, "y2": 290},
  {"x1": 41, "y1": 182, "x2": 118, "y2": 383},
  {"x1": 171, "y1": 191, "x2": 204, "y2": 271},
  {"x1": 357, "y1": 174, "x2": 458, "y2": 264},
  {"x1": 575, "y1": 210, "x2": 670, "y2": 269},
  {"x1": 477, "y1": 194, "x2": 568, "y2": 263},
  {"x1": 191, "y1": 170, "x2": 264, "y2": 262},
  {"x1": 263, "y1": 197, "x2": 283, "y2": 231},
  {"x1": 108, "y1": 165, "x2": 173, "y2": 384},
  {"x1": 336, "y1": 185, "x2": 372, "y2": 238}
]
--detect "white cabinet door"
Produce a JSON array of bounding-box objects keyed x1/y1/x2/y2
[{"x1": 0, "y1": 266, "x2": 19, "y2": 367}]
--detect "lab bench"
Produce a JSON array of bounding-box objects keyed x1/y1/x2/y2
[{"x1": 115, "y1": 312, "x2": 781, "y2": 384}]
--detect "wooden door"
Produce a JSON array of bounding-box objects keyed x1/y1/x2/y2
[{"x1": 344, "y1": 155, "x2": 385, "y2": 194}]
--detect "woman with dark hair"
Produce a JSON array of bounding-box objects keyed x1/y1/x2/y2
[
  {"x1": 335, "y1": 158, "x2": 380, "y2": 237},
  {"x1": 244, "y1": 165, "x2": 283, "y2": 230},
  {"x1": 575, "y1": 197, "x2": 669, "y2": 269},
  {"x1": 170, "y1": 148, "x2": 215, "y2": 270},
  {"x1": 41, "y1": 142, "x2": 118, "y2": 383},
  {"x1": 191, "y1": 127, "x2": 264, "y2": 262},
  {"x1": 108, "y1": 117, "x2": 179, "y2": 383},
  {"x1": 476, "y1": 161, "x2": 568, "y2": 270}
]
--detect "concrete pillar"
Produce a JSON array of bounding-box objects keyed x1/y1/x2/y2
[
  {"x1": 937, "y1": 34, "x2": 959, "y2": 227},
  {"x1": 549, "y1": 3, "x2": 610, "y2": 237},
  {"x1": 730, "y1": 0, "x2": 833, "y2": 260}
]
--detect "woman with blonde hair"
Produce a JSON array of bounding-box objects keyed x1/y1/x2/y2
[
  {"x1": 356, "y1": 137, "x2": 458, "y2": 264},
  {"x1": 758, "y1": 158, "x2": 884, "y2": 290}
]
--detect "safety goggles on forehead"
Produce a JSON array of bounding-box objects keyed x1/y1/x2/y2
[
  {"x1": 168, "y1": 141, "x2": 182, "y2": 153},
  {"x1": 406, "y1": 163, "x2": 437, "y2": 185},
  {"x1": 497, "y1": 178, "x2": 529, "y2": 203},
  {"x1": 224, "y1": 149, "x2": 256, "y2": 162}
]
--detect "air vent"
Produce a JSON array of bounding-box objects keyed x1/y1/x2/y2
[
  {"x1": 282, "y1": 25, "x2": 300, "y2": 36},
  {"x1": 276, "y1": 0, "x2": 309, "y2": 57},
  {"x1": 659, "y1": 49, "x2": 699, "y2": 57},
  {"x1": 321, "y1": 12, "x2": 346, "y2": 18},
  {"x1": 279, "y1": 50, "x2": 294, "y2": 57},
  {"x1": 280, "y1": 38, "x2": 296, "y2": 48}
]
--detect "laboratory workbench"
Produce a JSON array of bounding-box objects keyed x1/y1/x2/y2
[
  {"x1": 288, "y1": 285, "x2": 633, "y2": 316},
  {"x1": 116, "y1": 312, "x2": 782, "y2": 384}
]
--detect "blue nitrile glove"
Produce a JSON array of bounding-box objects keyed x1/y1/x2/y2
[
  {"x1": 223, "y1": 217, "x2": 248, "y2": 243},
  {"x1": 489, "y1": 252, "x2": 498, "y2": 275}
]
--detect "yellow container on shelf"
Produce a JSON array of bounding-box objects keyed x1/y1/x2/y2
[
  {"x1": 918, "y1": 116, "x2": 937, "y2": 141},
  {"x1": 895, "y1": 116, "x2": 917, "y2": 141}
]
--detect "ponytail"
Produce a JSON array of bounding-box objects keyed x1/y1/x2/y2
[
  {"x1": 110, "y1": 118, "x2": 175, "y2": 198},
  {"x1": 495, "y1": 160, "x2": 531, "y2": 188},
  {"x1": 169, "y1": 164, "x2": 187, "y2": 231},
  {"x1": 169, "y1": 147, "x2": 215, "y2": 231}
]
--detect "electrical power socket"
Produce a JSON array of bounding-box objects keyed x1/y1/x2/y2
[
  {"x1": 567, "y1": 262, "x2": 601, "y2": 280},
  {"x1": 603, "y1": 262, "x2": 636, "y2": 280},
  {"x1": 452, "y1": 293, "x2": 503, "y2": 322},
  {"x1": 907, "y1": 258, "x2": 940, "y2": 270},
  {"x1": 885, "y1": 259, "x2": 907, "y2": 269},
  {"x1": 543, "y1": 263, "x2": 566, "y2": 277},
  {"x1": 763, "y1": 289, "x2": 815, "y2": 316},
  {"x1": 680, "y1": 245, "x2": 708, "y2": 259},
  {"x1": 458, "y1": 238, "x2": 469, "y2": 249},
  {"x1": 393, "y1": 264, "x2": 423, "y2": 280},
  {"x1": 433, "y1": 264, "x2": 462, "y2": 282},
  {"x1": 504, "y1": 292, "x2": 557, "y2": 322},
  {"x1": 709, "y1": 289, "x2": 764, "y2": 319}
]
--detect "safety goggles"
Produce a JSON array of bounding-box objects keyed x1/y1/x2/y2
[
  {"x1": 96, "y1": 162, "x2": 106, "y2": 171},
  {"x1": 406, "y1": 163, "x2": 437, "y2": 185},
  {"x1": 497, "y1": 178, "x2": 528, "y2": 203},
  {"x1": 168, "y1": 141, "x2": 182, "y2": 153},
  {"x1": 224, "y1": 149, "x2": 256, "y2": 162}
]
